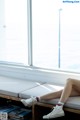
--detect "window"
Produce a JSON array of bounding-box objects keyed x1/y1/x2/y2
[
  {"x1": 0, "y1": 0, "x2": 80, "y2": 73},
  {"x1": 32, "y1": 0, "x2": 80, "y2": 72},
  {"x1": 0, "y1": 0, "x2": 28, "y2": 65}
]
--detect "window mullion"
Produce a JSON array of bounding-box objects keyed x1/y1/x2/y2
[{"x1": 27, "y1": 0, "x2": 33, "y2": 66}]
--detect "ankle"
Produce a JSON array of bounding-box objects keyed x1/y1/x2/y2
[
  {"x1": 57, "y1": 101, "x2": 64, "y2": 106},
  {"x1": 36, "y1": 97, "x2": 40, "y2": 102}
]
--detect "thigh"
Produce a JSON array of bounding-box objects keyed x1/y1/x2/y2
[{"x1": 72, "y1": 79, "x2": 80, "y2": 92}]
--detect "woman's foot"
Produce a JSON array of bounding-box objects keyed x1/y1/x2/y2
[
  {"x1": 21, "y1": 97, "x2": 37, "y2": 107},
  {"x1": 43, "y1": 105, "x2": 65, "y2": 119}
]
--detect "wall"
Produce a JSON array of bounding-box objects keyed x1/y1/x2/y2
[{"x1": 0, "y1": 64, "x2": 80, "y2": 86}]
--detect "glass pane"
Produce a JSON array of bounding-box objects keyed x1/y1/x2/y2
[
  {"x1": 32, "y1": 0, "x2": 80, "y2": 72},
  {"x1": 61, "y1": 4, "x2": 80, "y2": 72},
  {"x1": 32, "y1": 0, "x2": 60, "y2": 69},
  {"x1": 0, "y1": 0, "x2": 28, "y2": 65}
]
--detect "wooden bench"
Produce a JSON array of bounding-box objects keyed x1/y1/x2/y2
[
  {"x1": 32, "y1": 102, "x2": 80, "y2": 120},
  {"x1": 0, "y1": 76, "x2": 80, "y2": 120}
]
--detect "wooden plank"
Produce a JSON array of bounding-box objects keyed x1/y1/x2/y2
[
  {"x1": 34, "y1": 102, "x2": 80, "y2": 114},
  {"x1": 0, "y1": 94, "x2": 21, "y2": 101}
]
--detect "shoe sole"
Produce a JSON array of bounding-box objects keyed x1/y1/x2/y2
[{"x1": 43, "y1": 113, "x2": 65, "y2": 119}]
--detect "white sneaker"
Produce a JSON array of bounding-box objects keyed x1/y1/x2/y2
[
  {"x1": 21, "y1": 97, "x2": 37, "y2": 107},
  {"x1": 43, "y1": 105, "x2": 65, "y2": 119}
]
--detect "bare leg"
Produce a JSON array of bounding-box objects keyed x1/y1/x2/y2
[
  {"x1": 40, "y1": 78, "x2": 80, "y2": 103},
  {"x1": 42, "y1": 78, "x2": 80, "y2": 119},
  {"x1": 40, "y1": 89, "x2": 63, "y2": 100},
  {"x1": 60, "y1": 78, "x2": 80, "y2": 103}
]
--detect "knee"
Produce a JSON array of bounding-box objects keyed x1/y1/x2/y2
[{"x1": 66, "y1": 78, "x2": 73, "y2": 85}]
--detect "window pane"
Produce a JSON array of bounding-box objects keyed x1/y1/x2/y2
[
  {"x1": 61, "y1": 5, "x2": 80, "y2": 72},
  {"x1": 0, "y1": 0, "x2": 28, "y2": 65},
  {"x1": 32, "y1": 0, "x2": 80, "y2": 72},
  {"x1": 32, "y1": 0, "x2": 60, "y2": 69}
]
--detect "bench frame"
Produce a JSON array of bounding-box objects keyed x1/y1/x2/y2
[
  {"x1": 0, "y1": 93, "x2": 80, "y2": 120},
  {"x1": 32, "y1": 102, "x2": 80, "y2": 120},
  {"x1": 0, "y1": 93, "x2": 21, "y2": 101}
]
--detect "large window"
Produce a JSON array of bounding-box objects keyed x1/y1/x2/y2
[{"x1": 0, "y1": 0, "x2": 80, "y2": 73}]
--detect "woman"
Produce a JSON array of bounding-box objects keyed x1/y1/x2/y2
[{"x1": 21, "y1": 78, "x2": 80, "y2": 119}]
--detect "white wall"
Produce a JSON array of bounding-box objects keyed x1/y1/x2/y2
[{"x1": 0, "y1": 64, "x2": 80, "y2": 86}]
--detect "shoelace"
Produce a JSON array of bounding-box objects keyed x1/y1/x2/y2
[
  {"x1": 50, "y1": 107, "x2": 56, "y2": 113},
  {"x1": 49, "y1": 106, "x2": 60, "y2": 116},
  {"x1": 45, "y1": 106, "x2": 59, "y2": 118},
  {"x1": 46, "y1": 107, "x2": 55, "y2": 118}
]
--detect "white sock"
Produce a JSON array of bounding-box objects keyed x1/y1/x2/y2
[
  {"x1": 56, "y1": 101, "x2": 64, "y2": 109},
  {"x1": 58, "y1": 101, "x2": 64, "y2": 106}
]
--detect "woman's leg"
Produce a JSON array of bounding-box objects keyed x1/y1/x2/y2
[
  {"x1": 41, "y1": 78, "x2": 80, "y2": 103},
  {"x1": 21, "y1": 78, "x2": 80, "y2": 109},
  {"x1": 59, "y1": 78, "x2": 80, "y2": 103},
  {"x1": 40, "y1": 89, "x2": 63, "y2": 100},
  {"x1": 43, "y1": 78, "x2": 80, "y2": 119}
]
